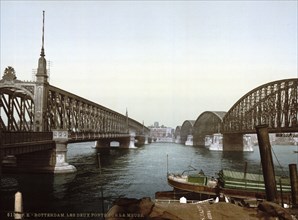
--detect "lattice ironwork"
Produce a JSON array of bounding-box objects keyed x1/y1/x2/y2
[
  {"x1": 223, "y1": 78, "x2": 298, "y2": 133},
  {"x1": 46, "y1": 85, "x2": 147, "y2": 135},
  {"x1": 0, "y1": 88, "x2": 35, "y2": 131}
]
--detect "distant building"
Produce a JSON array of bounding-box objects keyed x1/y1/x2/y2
[{"x1": 148, "y1": 122, "x2": 174, "y2": 142}]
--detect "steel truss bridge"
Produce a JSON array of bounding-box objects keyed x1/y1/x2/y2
[
  {"x1": 178, "y1": 78, "x2": 298, "y2": 149},
  {"x1": 0, "y1": 64, "x2": 149, "y2": 173},
  {"x1": 222, "y1": 78, "x2": 298, "y2": 134},
  {"x1": 0, "y1": 69, "x2": 148, "y2": 136},
  {"x1": 0, "y1": 11, "x2": 150, "y2": 173}
]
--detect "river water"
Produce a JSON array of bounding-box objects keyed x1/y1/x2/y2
[{"x1": 1, "y1": 142, "x2": 297, "y2": 219}]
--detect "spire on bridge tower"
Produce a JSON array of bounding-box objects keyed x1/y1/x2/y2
[
  {"x1": 34, "y1": 11, "x2": 49, "y2": 132},
  {"x1": 36, "y1": 10, "x2": 48, "y2": 84},
  {"x1": 40, "y1": 10, "x2": 45, "y2": 57}
]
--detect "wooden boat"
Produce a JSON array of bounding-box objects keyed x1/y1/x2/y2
[
  {"x1": 167, "y1": 173, "x2": 217, "y2": 196},
  {"x1": 218, "y1": 170, "x2": 291, "y2": 199},
  {"x1": 167, "y1": 169, "x2": 292, "y2": 201}
]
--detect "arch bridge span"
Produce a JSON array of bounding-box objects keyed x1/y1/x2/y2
[
  {"x1": 181, "y1": 79, "x2": 297, "y2": 150},
  {"x1": 180, "y1": 120, "x2": 195, "y2": 144},
  {"x1": 221, "y1": 78, "x2": 298, "y2": 151},
  {"x1": 193, "y1": 111, "x2": 226, "y2": 146},
  {"x1": 222, "y1": 78, "x2": 298, "y2": 134}
]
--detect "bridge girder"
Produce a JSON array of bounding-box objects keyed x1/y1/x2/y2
[
  {"x1": 0, "y1": 67, "x2": 149, "y2": 135},
  {"x1": 222, "y1": 78, "x2": 298, "y2": 134},
  {"x1": 47, "y1": 85, "x2": 148, "y2": 135}
]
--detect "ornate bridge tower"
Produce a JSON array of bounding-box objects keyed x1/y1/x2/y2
[{"x1": 34, "y1": 11, "x2": 49, "y2": 132}]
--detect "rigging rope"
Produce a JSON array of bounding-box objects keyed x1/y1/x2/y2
[
  {"x1": 271, "y1": 146, "x2": 286, "y2": 177},
  {"x1": 256, "y1": 161, "x2": 263, "y2": 192}
]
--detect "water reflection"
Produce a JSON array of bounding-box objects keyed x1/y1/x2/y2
[{"x1": 53, "y1": 173, "x2": 76, "y2": 199}]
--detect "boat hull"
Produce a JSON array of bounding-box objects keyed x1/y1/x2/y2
[
  {"x1": 167, "y1": 177, "x2": 217, "y2": 196},
  {"x1": 168, "y1": 177, "x2": 292, "y2": 201}
]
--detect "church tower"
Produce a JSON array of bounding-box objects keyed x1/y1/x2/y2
[{"x1": 34, "y1": 11, "x2": 49, "y2": 131}]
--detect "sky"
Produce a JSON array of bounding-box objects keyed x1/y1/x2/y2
[{"x1": 0, "y1": 0, "x2": 297, "y2": 128}]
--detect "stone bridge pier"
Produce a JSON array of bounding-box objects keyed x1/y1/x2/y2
[
  {"x1": 52, "y1": 130, "x2": 77, "y2": 174},
  {"x1": 135, "y1": 135, "x2": 146, "y2": 147},
  {"x1": 223, "y1": 133, "x2": 244, "y2": 151},
  {"x1": 10, "y1": 149, "x2": 56, "y2": 173}
]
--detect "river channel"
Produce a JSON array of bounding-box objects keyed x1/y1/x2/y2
[{"x1": 1, "y1": 142, "x2": 297, "y2": 219}]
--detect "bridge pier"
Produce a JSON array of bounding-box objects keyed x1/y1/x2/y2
[
  {"x1": 175, "y1": 135, "x2": 181, "y2": 144},
  {"x1": 135, "y1": 135, "x2": 146, "y2": 147},
  {"x1": 0, "y1": 145, "x2": 2, "y2": 177},
  {"x1": 95, "y1": 136, "x2": 132, "y2": 148},
  {"x1": 129, "y1": 136, "x2": 136, "y2": 148},
  {"x1": 54, "y1": 140, "x2": 76, "y2": 174},
  {"x1": 1, "y1": 146, "x2": 76, "y2": 174},
  {"x1": 193, "y1": 134, "x2": 205, "y2": 146},
  {"x1": 223, "y1": 133, "x2": 244, "y2": 151},
  {"x1": 95, "y1": 139, "x2": 111, "y2": 148},
  {"x1": 144, "y1": 135, "x2": 149, "y2": 144},
  {"x1": 52, "y1": 130, "x2": 76, "y2": 174},
  {"x1": 2, "y1": 149, "x2": 55, "y2": 173}
]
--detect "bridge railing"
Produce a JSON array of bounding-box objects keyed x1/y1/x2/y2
[{"x1": 1, "y1": 131, "x2": 53, "y2": 145}]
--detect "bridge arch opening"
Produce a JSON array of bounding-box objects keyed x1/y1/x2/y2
[
  {"x1": 193, "y1": 111, "x2": 226, "y2": 146},
  {"x1": 110, "y1": 141, "x2": 120, "y2": 147},
  {"x1": 180, "y1": 120, "x2": 195, "y2": 145}
]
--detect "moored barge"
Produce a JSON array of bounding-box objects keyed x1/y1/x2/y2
[{"x1": 167, "y1": 169, "x2": 292, "y2": 201}]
